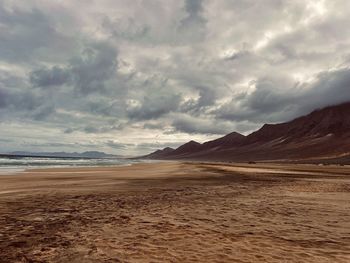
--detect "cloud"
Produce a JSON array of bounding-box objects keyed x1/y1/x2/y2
[
  {"x1": 101, "y1": 16, "x2": 150, "y2": 41},
  {"x1": 181, "y1": 0, "x2": 206, "y2": 25},
  {"x1": 171, "y1": 113, "x2": 235, "y2": 135},
  {"x1": 105, "y1": 140, "x2": 129, "y2": 149},
  {"x1": 0, "y1": 83, "x2": 51, "y2": 120},
  {"x1": 178, "y1": 0, "x2": 207, "y2": 41},
  {"x1": 30, "y1": 41, "x2": 118, "y2": 94},
  {"x1": 1, "y1": 0, "x2": 350, "y2": 154},
  {"x1": 181, "y1": 85, "x2": 219, "y2": 114},
  {"x1": 135, "y1": 141, "x2": 182, "y2": 152},
  {"x1": 127, "y1": 92, "x2": 182, "y2": 120},
  {"x1": 30, "y1": 66, "x2": 71, "y2": 87},
  {"x1": 0, "y1": 88, "x2": 8, "y2": 108},
  {"x1": 70, "y1": 42, "x2": 118, "y2": 94},
  {"x1": 0, "y1": 3, "x2": 73, "y2": 63},
  {"x1": 216, "y1": 67, "x2": 350, "y2": 123}
]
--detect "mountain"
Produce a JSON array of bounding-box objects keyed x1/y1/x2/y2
[
  {"x1": 245, "y1": 102, "x2": 350, "y2": 144},
  {"x1": 168, "y1": 140, "x2": 202, "y2": 157},
  {"x1": 145, "y1": 147, "x2": 175, "y2": 159},
  {"x1": 8, "y1": 151, "x2": 118, "y2": 158},
  {"x1": 144, "y1": 102, "x2": 350, "y2": 162},
  {"x1": 201, "y1": 132, "x2": 246, "y2": 150}
]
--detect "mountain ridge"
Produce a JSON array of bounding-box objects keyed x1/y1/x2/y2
[{"x1": 143, "y1": 102, "x2": 350, "y2": 162}]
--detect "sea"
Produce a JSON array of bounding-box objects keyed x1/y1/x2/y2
[{"x1": 0, "y1": 155, "x2": 145, "y2": 174}]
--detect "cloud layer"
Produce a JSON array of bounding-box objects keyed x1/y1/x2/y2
[{"x1": 1, "y1": 0, "x2": 350, "y2": 154}]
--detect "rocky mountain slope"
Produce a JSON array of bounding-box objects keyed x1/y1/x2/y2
[{"x1": 144, "y1": 102, "x2": 350, "y2": 162}]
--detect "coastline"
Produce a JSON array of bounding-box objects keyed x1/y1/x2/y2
[{"x1": 1, "y1": 161, "x2": 349, "y2": 262}]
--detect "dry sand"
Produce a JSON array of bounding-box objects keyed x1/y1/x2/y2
[{"x1": 0, "y1": 162, "x2": 350, "y2": 262}]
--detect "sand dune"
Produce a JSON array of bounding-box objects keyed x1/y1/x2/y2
[{"x1": 0, "y1": 162, "x2": 350, "y2": 262}]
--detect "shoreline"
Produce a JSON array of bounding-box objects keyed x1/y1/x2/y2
[
  {"x1": 0, "y1": 158, "x2": 165, "y2": 175},
  {"x1": 1, "y1": 157, "x2": 348, "y2": 176}
]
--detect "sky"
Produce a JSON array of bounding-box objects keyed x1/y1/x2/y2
[{"x1": 1, "y1": 0, "x2": 350, "y2": 155}]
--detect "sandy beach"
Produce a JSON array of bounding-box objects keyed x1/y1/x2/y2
[{"x1": 0, "y1": 162, "x2": 350, "y2": 262}]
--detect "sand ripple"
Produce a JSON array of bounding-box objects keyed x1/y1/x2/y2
[{"x1": 0, "y1": 162, "x2": 349, "y2": 262}]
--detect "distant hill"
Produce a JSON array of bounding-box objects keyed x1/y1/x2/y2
[
  {"x1": 7, "y1": 151, "x2": 119, "y2": 159},
  {"x1": 143, "y1": 102, "x2": 350, "y2": 163},
  {"x1": 145, "y1": 147, "x2": 175, "y2": 159}
]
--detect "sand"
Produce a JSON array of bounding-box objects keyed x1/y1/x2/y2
[{"x1": 0, "y1": 162, "x2": 349, "y2": 262}]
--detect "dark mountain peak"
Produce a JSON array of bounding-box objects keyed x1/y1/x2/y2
[
  {"x1": 284, "y1": 102, "x2": 350, "y2": 138},
  {"x1": 176, "y1": 140, "x2": 201, "y2": 150},
  {"x1": 260, "y1": 123, "x2": 273, "y2": 129},
  {"x1": 186, "y1": 140, "x2": 201, "y2": 146},
  {"x1": 246, "y1": 123, "x2": 285, "y2": 143},
  {"x1": 314, "y1": 101, "x2": 350, "y2": 113},
  {"x1": 169, "y1": 140, "x2": 202, "y2": 156},
  {"x1": 225, "y1": 131, "x2": 245, "y2": 138},
  {"x1": 202, "y1": 131, "x2": 245, "y2": 149},
  {"x1": 144, "y1": 147, "x2": 175, "y2": 158},
  {"x1": 247, "y1": 102, "x2": 350, "y2": 144},
  {"x1": 153, "y1": 149, "x2": 163, "y2": 155},
  {"x1": 144, "y1": 101, "x2": 350, "y2": 162},
  {"x1": 163, "y1": 147, "x2": 175, "y2": 152},
  {"x1": 160, "y1": 147, "x2": 175, "y2": 155}
]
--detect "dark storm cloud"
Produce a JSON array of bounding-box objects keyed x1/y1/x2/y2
[
  {"x1": 183, "y1": 0, "x2": 205, "y2": 22},
  {"x1": 2, "y1": 0, "x2": 350, "y2": 154},
  {"x1": 0, "y1": 88, "x2": 7, "y2": 108},
  {"x1": 217, "y1": 67, "x2": 350, "y2": 123},
  {"x1": 30, "y1": 41, "x2": 118, "y2": 94},
  {"x1": 300, "y1": 68, "x2": 350, "y2": 112},
  {"x1": 0, "y1": 3, "x2": 68, "y2": 63},
  {"x1": 181, "y1": 86, "x2": 218, "y2": 114},
  {"x1": 70, "y1": 42, "x2": 118, "y2": 94},
  {"x1": 0, "y1": 84, "x2": 46, "y2": 117},
  {"x1": 0, "y1": 93, "x2": 55, "y2": 123},
  {"x1": 30, "y1": 66, "x2": 71, "y2": 87},
  {"x1": 178, "y1": 0, "x2": 207, "y2": 41}
]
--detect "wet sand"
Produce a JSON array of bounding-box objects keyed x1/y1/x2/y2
[{"x1": 0, "y1": 162, "x2": 350, "y2": 262}]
